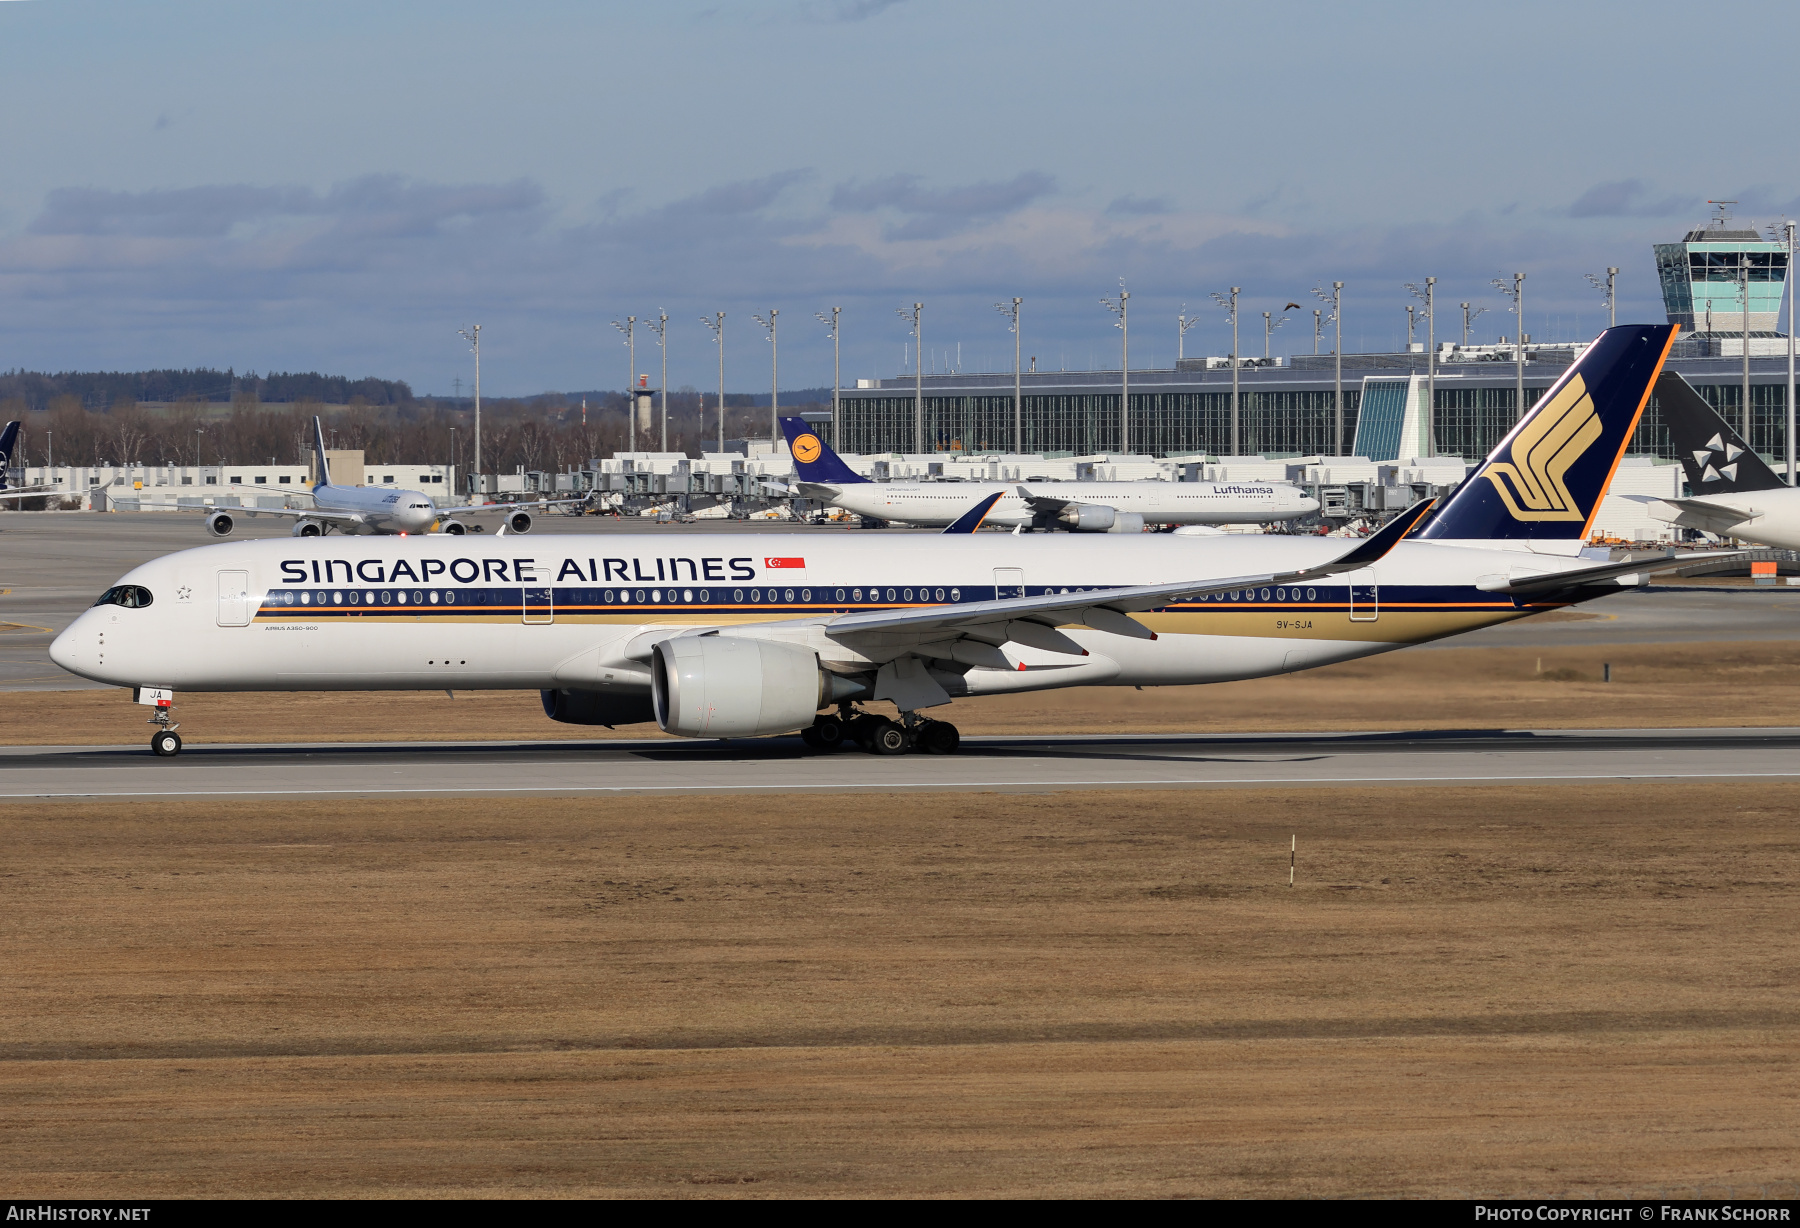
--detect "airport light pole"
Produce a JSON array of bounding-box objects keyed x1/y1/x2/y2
[
  {"x1": 1585, "y1": 267, "x2": 1619, "y2": 331},
  {"x1": 648, "y1": 310, "x2": 669, "y2": 453},
  {"x1": 701, "y1": 312, "x2": 725, "y2": 454},
  {"x1": 1460, "y1": 302, "x2": 1488, "y2": 346},
  {"x1": 458, "y1": 324, "x2": 482, "y2": 482},
  {"x1": 1405, "y1": 277, "x2": 1436, "y2": 457},
  {"x1": 1736, "y1": 253, "x2": 1754, "y2": 443},
  {"x1": 1313, "y1": 282, "x2": 1342, "y2": 455},
  {"x1": 1788, "y1": 222, "x2": 1796, "y2": 484},
  {"x1": 996, "y1": 298, "x2": 1022, "y2": 452},
  {"x1": 1312, "y1": 309, "x2": 1322, "y2": 355},
  {"x1": 1211, "y1": 287, "x2": 1240, "y2": 455},
  {"x1": 752, "y1": 310, "x2": 778, "y2": 443},
  {"x1": 1263, "y1": 308, "x2": 1289, "y2": 360},
  {"x1": 816, "y1": 307, "x2": 842, "y2": 450},
  {"x1": 1101, "y1": 280, "x2": 1129, "y2": 453},
  {"x1": 897, "y1": 303, "x2": 923, "y2": 453},
  {"x1": 610, "y1": 316, "x2": 636, "y2": 450},
  {"x1": 1178, "y1": 305, "x2": 1201, "y2": 363},
  {"x1": 1492, "y1": 274, "x2": 1526, "y2": 421}
]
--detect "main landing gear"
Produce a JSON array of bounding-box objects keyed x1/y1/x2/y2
[{"x1": 802, "y1": 708, "x2": 959, "y2": 756}]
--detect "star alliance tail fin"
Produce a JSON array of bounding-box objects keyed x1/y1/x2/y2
[
  {"x1": 1656, "y1": 369, "x2": 1784, "y2": 494},
  {"x1": 0, "y1": 421, "x2": 18, "y2": 491}
]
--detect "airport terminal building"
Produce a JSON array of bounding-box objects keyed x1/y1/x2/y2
[{"x1": 838, "y1": 214, "x2": 1795, "y2": 466}]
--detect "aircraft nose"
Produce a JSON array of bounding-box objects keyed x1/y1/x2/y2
[
  {"x1": 49, "y1": 619, "x2": 80, "y2": 674},
  {"x1": 1299, "y1": 495, "x2": 1321, "y2": 513}
]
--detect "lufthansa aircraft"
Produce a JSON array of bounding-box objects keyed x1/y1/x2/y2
[
  {"x1": 198, "y1": 416, "x2": 568, "y2": 538},
  {"x1": 778, "y1": 416, "x2": 1318, "y2": 531},
  {"x1": 54, "y1": 325, "x2": 1732, "y2": 757},
  {"x1": 1640, "y1": 370, "x2": 1800, "y2": 549}
]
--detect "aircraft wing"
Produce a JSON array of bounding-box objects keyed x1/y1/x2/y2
[
  {"x1": 793, "y1": 481, "x2": 843, "y2": 500},
  {"x1": 1015, "y1": 484, "x2": 1076, "y2": 513},
  {"x1": 227, "y1": 504, "x2": 368, "y2": 525},
  {"x1": 720, "y1": 499, "x2": 1432, "y2": 655},
  {"x1": 442, "y1": 497, "x2": 592, "y2": 516},
  {"x1": 0, "y1": 486, "x2": 63, "y2": 501}
]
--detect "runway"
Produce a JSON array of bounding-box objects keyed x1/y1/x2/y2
[{"x1": 6, "y1": 726, "x2": 1799, "y2": 799}]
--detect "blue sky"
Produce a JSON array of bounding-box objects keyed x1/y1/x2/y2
[{"x1": 2, "y1": 0, "x2": 1798, "y2": 396}]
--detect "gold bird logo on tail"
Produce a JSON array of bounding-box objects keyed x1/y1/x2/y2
[{"x1": 1480, "y1": 374, "x2": 1602, "y2": 521}]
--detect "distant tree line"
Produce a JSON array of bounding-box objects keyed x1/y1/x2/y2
[
  {"x1": 0, "y1": 368, "x2": 413, "y2": 411},
  {"x1": 1, "y1": 385, "x2": 825, "y2": 473}
]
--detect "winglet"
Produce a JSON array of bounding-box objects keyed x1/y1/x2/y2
[
  {"x1": 1326, "y1": 498, "x2": 1436, "y2": 569},
  {"x1": 311, "y1": 416, "x2": 331, "y2": 488},
  {"x1": 941, "y1": 491, "x2": 1005, "y2": 534},
  {"x1": 0, "y1": 421, "x2": 17, "y2": 491}
]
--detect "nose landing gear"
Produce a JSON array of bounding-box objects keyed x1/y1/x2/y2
[{"x1": 147, "y1": 697, "x2": 181, "y2": 756}]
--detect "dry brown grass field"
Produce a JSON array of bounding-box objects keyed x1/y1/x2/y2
[
  {"x1": 12, "y1": 637, "x2": 1800, "y2": 745},
  {"x1": 2, "y1": 784, "x2": 1797, "y2": 1198}
]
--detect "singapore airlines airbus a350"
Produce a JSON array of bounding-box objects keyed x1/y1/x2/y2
[{"x1": 54, "y1": 325, "x2": 1729, "y2": 757}]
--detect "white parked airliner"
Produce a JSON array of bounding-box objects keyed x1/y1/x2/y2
[
  {"x1": 53, "y1": 325, "x2": 1733, "y2": 758},
  {"x1": 779, "y1": 417, "x2": 1318, "y2": 531},
  {"x1": 195, "y1": 416, "x2": 572, "y2": 538}
]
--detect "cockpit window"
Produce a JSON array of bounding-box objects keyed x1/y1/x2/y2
[
  {"x1": 93, "y1": 585, "x2": 154, "y2": 609},
  {"x1": 409, "y1": 502, "x2": 431, "y2": 509}
]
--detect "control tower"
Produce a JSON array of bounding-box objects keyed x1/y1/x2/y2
[{"x1": 1653, "y1": 202, "x2": 1789, "y2": 354}]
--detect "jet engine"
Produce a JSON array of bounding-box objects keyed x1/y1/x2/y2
[
  {"x1": 506, "y1": 509, "x2": 533, "y2": 534},
  {"x1": 204, "y1": 510, "x2": 235, "y2": 537},
  {"x1": 439, "y1": 520, "x2": 468, "y2": 535},
  {"x1": 540, "y1": 688, "x2": 655, "y2": 727},
  {"x1": 652, "y1": 636, "x2": 854, "y2": 738},
  {"x1": 1056, "y1": 504, "x2": 1145, "y2": 534},
  {"x1": 290, "y1": 519, "x2": 325, "y2": 537}
]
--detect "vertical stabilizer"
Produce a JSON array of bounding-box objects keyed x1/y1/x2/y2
[
  {"x1": 1656, "y1": 370, "x2": 1784, "y2": 494},
  {"x1": 1417, "y1": 324, "x2": 1679, "y2": 541},
  {"x1": 311, "y1": 416, "x2": 331, "y2": 489},
  {"x1": 779, "y1": 416, "x2": 870, "y2": 485},
  {"x1": 0, "y1": 421, "x2": 18, "y2": 491}
]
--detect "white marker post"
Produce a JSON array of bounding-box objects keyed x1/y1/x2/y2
[{"x1": 1290, "y1": 834, "x2": 1296, "y2": 888}]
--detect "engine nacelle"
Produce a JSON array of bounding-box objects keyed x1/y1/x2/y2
[
  {"x1": 440, "y1": 520, "x2": 468, "y2": 535},
  {"x1": 540, "y1": 688, "x2": 655, "y2": 728},
  {"x1": 507, "y1": 510, "x2": 533, "y2": 534},
  {"x1": 204, "y1": 510, "x2": 235, "y2": 537},
  {"x1": 652, "y1": 636, "x2": 836, "y2": 738},
  {"x1": 290, "y1": 518, "x2": 325, "y2": 537},
  {"x1": 1056, "y1": 504, "x2": 1144, "y2": 533}
]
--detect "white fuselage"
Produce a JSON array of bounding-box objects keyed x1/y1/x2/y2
[
  {"x1": 821, "y1": 480, "x2": 1318, "y2": 526},
  {"x1": 1652, "y1": 488, "x2": 1800, "y2": 550},
  {"x1": 304, "y1": 482, "x2": 443, "y2": 534},
  {"x1": 52, "y1": 533, "x2": 1599, "y2": 709}
]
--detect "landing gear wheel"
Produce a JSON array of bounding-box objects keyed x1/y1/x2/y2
[
  {"x1": 151, "y1": 730, "x2": 182, "y2": 757},
  {"x1": 803, "y1": 715, "x2": 846, "y2": 752},
  {"x1": 868, "y1": 720, "x2": 909, "y2": 755},
  {"x1": 916, "y1": 721, "x2": 960, "y2": 755},
  {"x1": 848, "y1": 714, "x2": 885, "y2": 751}
]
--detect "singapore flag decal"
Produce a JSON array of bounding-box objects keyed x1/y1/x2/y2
[{"x1": 765, "y1": 557, "x2": 805, "y2": 569}]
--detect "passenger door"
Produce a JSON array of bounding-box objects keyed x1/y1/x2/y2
[
  {"x1": 993, "y1": 567, "x2": 1025, "y2": 600},
  {"x1": 1347, "y1": 568, "x2": 1378, "y2": 622},
  {"x1": 522, "y1": 581, "x2": 554, "y2": 625},
  {"x1": 217, "y1": 570, "x2": 251, "y2": 626}
]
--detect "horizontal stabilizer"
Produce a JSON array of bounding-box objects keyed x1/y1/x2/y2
[{"x1": 1475, "y1": 549, "x2": 1746, "y2": 595}]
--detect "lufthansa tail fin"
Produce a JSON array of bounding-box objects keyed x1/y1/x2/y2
[
  {"x1": 1656, "y1": 370, "x2": 1784, "y2": 494},
  {"x1": 311, "y1": 416, "x2": 331, "y2": 488},
  {"x1": 1417, "y1": 324, "x2": 1679, "y2": 541},
  {"x1": 779, "y1": 416, "x2": 869, "y2": 485},
  {"x1": 0, "y1": 421, "x2": 18, "y2": 491}
]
